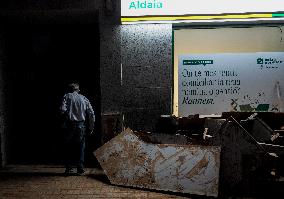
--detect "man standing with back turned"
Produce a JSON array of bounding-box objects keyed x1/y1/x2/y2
[{"x1": 60, "y1": 83, "x2": 95, "y2": 175}]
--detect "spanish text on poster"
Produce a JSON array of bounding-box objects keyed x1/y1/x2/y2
[{"x1": 178, "y1": 52, "x2": 284, "y2": 116}]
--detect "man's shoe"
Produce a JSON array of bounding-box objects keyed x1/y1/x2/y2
[{"x1": 77, "y1": 168, "x2": 85, "y2": 175}]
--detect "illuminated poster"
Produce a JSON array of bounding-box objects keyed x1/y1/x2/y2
[
  {"x1": 121, "y1": 0, "x2": 284, "y2": 24},
  {"x1": 178, "y1": 52, "x2": 284, "y2": 116}
]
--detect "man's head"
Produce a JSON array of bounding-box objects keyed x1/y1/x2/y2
[{"x1": 68, "y1": 83, "x2": 80, "y2": 92}]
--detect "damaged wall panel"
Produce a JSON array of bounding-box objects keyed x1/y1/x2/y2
[{"x1": 94, "y1": 128, "x2": 221, "y2": 197}]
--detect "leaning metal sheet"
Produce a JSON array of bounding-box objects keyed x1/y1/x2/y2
[{"x1": 94, "y1": 128, "x2": 221, "y2": 197}]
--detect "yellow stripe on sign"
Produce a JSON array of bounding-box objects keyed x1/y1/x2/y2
[{"x1": 121, "y1": 14, "x2": 272, "y2": 22}]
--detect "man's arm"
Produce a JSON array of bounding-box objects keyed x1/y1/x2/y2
[
  {"x1": 60, "y1": 94, "x2": 68, "y2": 114},
  {"x1": 60, "y1": 95, "x2": 69, "y2": 129}
]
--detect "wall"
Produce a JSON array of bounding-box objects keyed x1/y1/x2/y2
[
  {"x1": 0, "y1": 35, "x2": 2, "y2": 166},
  {"x1": 100, "y1": 24, "x2": 122, "y2": 113},
  {"x1": 120, "y1": 24, "x2": 172, "y2": 131},
  {"x1": 0, "y1": 32, "x2": 6, "y2": 167},
  {"x1": 173, "y1": 26, "x2": 284, "y2": 115},
  {"x1": 99, "y1": 0, "x2": 123, "y2": 132}
]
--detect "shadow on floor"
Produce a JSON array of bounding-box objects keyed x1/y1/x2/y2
[
  {"x1": 87, "y1": 173, "x2": 111, "y2": 184},
  {"x1": 87, "y1": 173, "x2": 211, "y2": 199}
]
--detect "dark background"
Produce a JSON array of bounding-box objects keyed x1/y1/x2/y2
[{"x1": 1, "y1": 14, "x2": 101, "y2": 166}]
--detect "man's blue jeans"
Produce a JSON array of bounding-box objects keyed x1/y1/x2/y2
[{"x1": 63, "y1": 121, "x2": 86, "y2": 170}]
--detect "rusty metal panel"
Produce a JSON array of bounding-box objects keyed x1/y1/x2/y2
[{"x1": 94, "y1": 128, "x2": 221, "y2": 197}]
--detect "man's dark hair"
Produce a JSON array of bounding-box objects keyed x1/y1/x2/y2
[{"x1": 68, "y1": 83, "x2": 80, "y2": 92}]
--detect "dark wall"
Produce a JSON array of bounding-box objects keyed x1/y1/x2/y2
[
  {"x1": 0, "y1": 32, "x2": 5, "y2": 167},
  {"x1": 0, "y1": 11, "x2": 100, "y2": 164},
  {"x1": 0, "y1": 0, "x2": 99, "y2": 10},
  {"x1": 100, "y1": 23, "x2": 173, "y2": 132}
]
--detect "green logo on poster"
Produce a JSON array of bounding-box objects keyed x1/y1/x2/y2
[
  {"x1": 257, "y1": 57, "x2": 282, "y2": 65},
  {"x1": 257, "y1": 58, "x2": 263, "y2": 64},
  {"x1": 257, "y1": 57, "x2": 283, "y2": 69},
  {"x1": 183, "y1": 60, "x2": 213, "y2": 66}
]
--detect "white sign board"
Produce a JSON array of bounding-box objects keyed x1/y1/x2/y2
[
  {"x1": 178, "y1": 52, "x2": 284, "y2": 116},
  {"x1": 121, "y1": 0, "x2": 284, "y2": 24}
]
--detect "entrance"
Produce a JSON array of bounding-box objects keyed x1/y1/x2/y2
[{"x1": 2, "y1": 15, "x2": 101, "y2": 166}]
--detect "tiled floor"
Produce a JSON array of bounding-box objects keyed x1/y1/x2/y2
[{"x1": 0, "y1": 165, "x2": 192, "y2": 199}]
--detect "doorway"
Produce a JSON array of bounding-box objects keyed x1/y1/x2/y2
[{"x1": 2, "y1": 16, "x2": 101, "y2": 166}]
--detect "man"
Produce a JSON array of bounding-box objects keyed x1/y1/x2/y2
[{"x1": 60, "y1": 83, "x2": 95, "y2": 175}]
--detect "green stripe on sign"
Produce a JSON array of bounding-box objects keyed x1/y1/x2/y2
[{"x1": 272, "y1": 13, "x2": 284, "y2": 17}]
